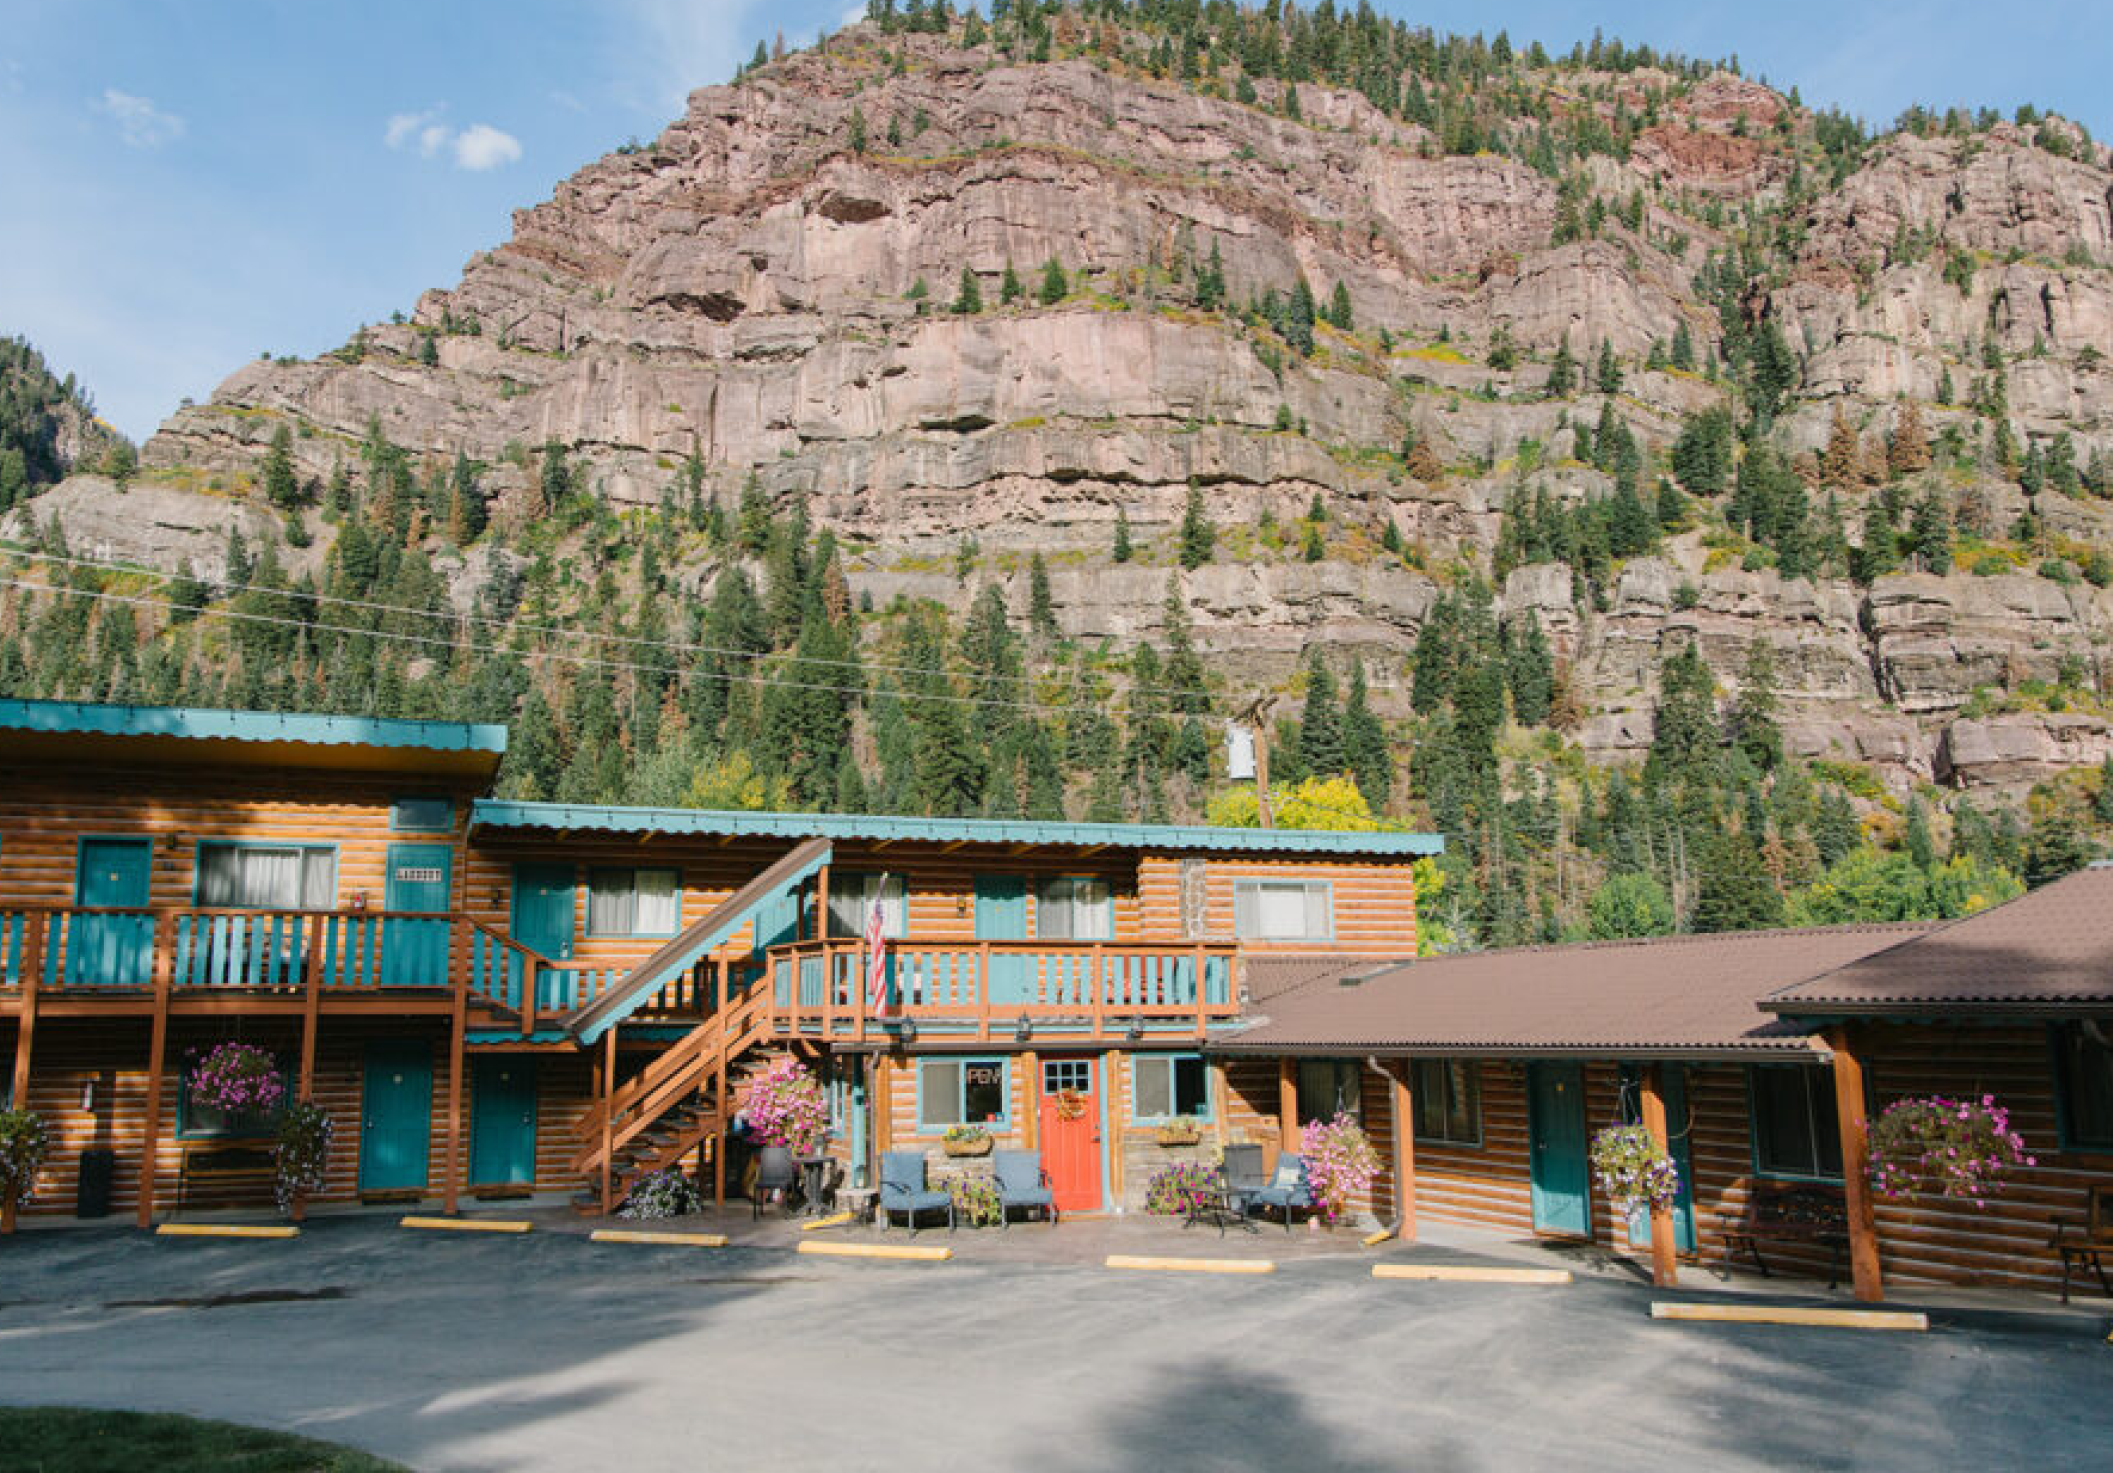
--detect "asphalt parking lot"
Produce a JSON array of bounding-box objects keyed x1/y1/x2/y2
[{"x1": 1, "y1": 1213, "x2": 2107, "y2": 1472}]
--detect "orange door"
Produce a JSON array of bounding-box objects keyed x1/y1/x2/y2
[{"x1": 1037, "y1": 1057, "x2": 1102, "y2": 1213}]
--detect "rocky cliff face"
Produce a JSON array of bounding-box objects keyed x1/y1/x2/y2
[{"x1": 26, "y1": 18, "x2": 2113, "y2": 798}]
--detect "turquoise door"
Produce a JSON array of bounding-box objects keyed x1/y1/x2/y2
[
  {"x1": 1621, "y1": 1065, "x2": 1697, "y2": 1254},
  {"x1": 358, "y1": 1040, "x2": 432, "y2": 1192},
  {"x1": 1528, "y1": 1062, "x2": 1592, "y2": 1237},
  {"x1": 383, "y1": 843, "x2": 454, "y2": 987},
  {"x1": 469, "y1": 1057, "x2": 538, "y2": 1186},
  {"x1": 975, "y1": 876, "x2": 1032, "y2": 1006},
  {"x1": 72, "y1": 838, "x2": 154, "y2": 987},
  {"x1": 510, "y1": 864, "x2": 575, "y2": 1010}
]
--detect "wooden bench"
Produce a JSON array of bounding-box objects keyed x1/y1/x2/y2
[
  {"x1": 2051, "y1": 1185, "x2": 2113, "y2": 1305},
  {"x1": 1722, "y1": 1181, "x2": 1849, "y2": 1287},
  {"x1": 173, "y1": 1140, "x2": 277, "y2": 1218}
]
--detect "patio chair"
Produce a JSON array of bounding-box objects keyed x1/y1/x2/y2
[
  {"x1": 2051, "y1": 1185, "x2": 2113, "y2": 1304},
  {"x1": 1219, "y1": 1142, "x2": 1266, "y2": 1218},
  {"x1": 878, "y1": 1150, "x2": 954, "y2": 1234},
  {"x1": 993, "y1": 1149, "x2": 1057, "y2": 1227},
  {"x1": 752, "y1": 1146, "x2": 798, "y2": 1219},
  {"x1": 1246, "y1": 1151, "x2": 1313, "y2": 1233}
]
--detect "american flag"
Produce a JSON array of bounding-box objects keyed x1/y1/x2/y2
[{"x1": 864, "y1": 875, "x2": 891, "y2": 1018}]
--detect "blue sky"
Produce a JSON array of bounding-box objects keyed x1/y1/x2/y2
[{"x1": 6, "y1": 0, "x2": 2107, "y2": 443}]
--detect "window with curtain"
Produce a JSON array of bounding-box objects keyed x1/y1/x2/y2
[
  {"x1": 1234, "y1": 879, "x2": 1334, "y2": 941},
  {"x1": 1410, "y1": 1059, "x2": 1482, "y2": 1146},
  {"x1": 1132, "y1": 1054, "x2": 1209, "y2": 1120},
  {"x1": 1297, "y1": 1058, "x2": 1362, "y2": 1125},
  {"x1": 586, "y1": 868, "x2": 682, "y2": 937},
  {"x1": 1748, "y1": 1066, "x2": 1844, "y2": 1180},
  {"x1": 195, "y1": 844, "x2": 336, "y2": 910},
  {"x1": 1036, "y1": 877, "x2": 1112, "y2": 940},
  {"x1": 917, "y1": 1058, "x2": 1008, "y2": 1129},
  {"x1": 2056, "y1": 1023, "x2": 2113, "y2": 1150},
  {"x1": 824, "y1": 872, "x2": 906, "y2": 939}
]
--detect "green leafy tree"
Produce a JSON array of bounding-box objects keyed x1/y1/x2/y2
[{"x1": 1588, "y1": 872, "x2": 1675, "y2": 939}]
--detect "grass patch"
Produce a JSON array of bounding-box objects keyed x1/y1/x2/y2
[{"x1": 0, "y1": 1407, "x2": 407, "y2": 1472}]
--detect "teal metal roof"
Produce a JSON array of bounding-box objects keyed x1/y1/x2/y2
[
  {"x1": 0, "y1": 699, "x2": 508, "y2": 756},
  {"x1": 471, "y1": 800, "x2": 1441, "y2": 857}
]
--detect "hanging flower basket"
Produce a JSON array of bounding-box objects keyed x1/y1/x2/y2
[
  {"x1": 1154, "y1": 1118, "x2": 1204, "y2": 1148},
  {"x1": 943, "y1": 1124, "x2": 992, "y2": 1157},
  {"x1": 1299, "y1": 1113, "x2": 1379, "y2": 1225},
  {"x1": 1868, "y1": 1094, "x2": 2034, "y2": 1208},
  {"x1": 273, "y1": 1101, "x2": 334, "y2": 1219},
  {"x1": 740, "y1": 1057, "x2": 831, "y2": 1155},
  {"x1": 1589, "y1": 1124, "x2": 1681, "y2": 1218},
  {"x1": 0, "y1": 1108, "x2": 49, "y2": 1224},
  {"x1": 1052, "y1": 1090, "x2": 1089, "y2": 1122},
  {"x1": 188, "y1": 1041, "x2": 285, "y2": 1118}
]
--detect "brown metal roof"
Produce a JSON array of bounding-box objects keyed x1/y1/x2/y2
[
  {"x1": 1767, "y1": 865, "x2": 2113, "y2": 1016},
  {"x1": 1217, "y1": 923, "x2": 1935, "y2": 1060},
  {"x1": 1243, "y1": 954, "x2": 1410, "y2": 1003}
]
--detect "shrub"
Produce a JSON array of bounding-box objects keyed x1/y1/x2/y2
[
  {"x1": 0, "y1": 1108, "x2": 48, "y2": 1210},
  {"x1": 1588, "y1": 1124, "x2": 1681, "y2": 1218},
  {"x1": 946, "y1": 1172, "x2": 1004, "y2": 1227},
  {"x1": 1300, "y1": 1113, "x2": 1379, "y2": 1224},
  {"x1": 741, "y1": 1057, "x2": 831, "y2": 1154},
  {"x1": 1143, "y1": 1160, "x2": 1224, "y2": 1215},
  {"x1": 1868, "y1": 1095, "x2": 2033, "y2": 1207},
  {"x1": 620, "y1": 1168, "x2": 705, "y2": 1220},
  {"x1": 188, "y1": 1041, "x2": 285, "y2": 1117},
  {"x1": 273, "y1": 1101, "x2": 334, "y2": 1217}
]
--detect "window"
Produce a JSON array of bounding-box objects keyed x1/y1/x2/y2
[
  {"x1": 1037, "y1": 877, "x2": 1112, "y2": 940},
  {"x1": 1748, "y1": 1066, "x2": 1843, "y2": 1181},
  {"x1": 586, "y1": 868, "x2": 681, "y2": 937},
  {"x1": 196, "y1": 843, "x2": 336, "y2": 910},
  {"x1": 918, "y1": 1058, "x2": 1008, "y2": 1129},
  {"x1": 1410, "y1": 1059, "x2": 1482, "y2": 1146},
  {"x1": 1235, "y1": 879, "x2": 1334, "y2": 942},
  {"x1": 1297, "y1": 1058, "x2": 1362, "y2": 1126},
  {"x1": 825, "y1": 872, "x2": 906, "y2": 939},
  {"x1": 389, "y1": 796, "x2": 453, "y2": 833},
  {"x1": 1133, "y1": 1054, "x2": 1209, "y2": 1121},
  {"x1": 177, "y1": 1055, "x2": 291, "y2": 1139},
  {"x1": 2055, "y1": 1023, "x2": 2113, "y2": 1151}
]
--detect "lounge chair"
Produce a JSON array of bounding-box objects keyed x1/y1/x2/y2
[
  {"x1": 752, "y1": 1145, "x2": 798, "y2": 1219},
  {"x1": 1246, "y1": 1151, "x2": 1313, "y2": 1233},
  {"x1": 993, "y1": 1149, "x2": 1056, "y2": 1227},
  {"x1": 1219, "y1": 1142, "x2": 1266, "y2": 1218},
  {"x1": 878, "y1": 1150, "x2": 954, "y2": 1234}
]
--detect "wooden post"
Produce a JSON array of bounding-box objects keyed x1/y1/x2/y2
[
  {"x1": 135, "y1": 935, "x2": 173, "y2": 1229},
  {"x1": 1827, "y1": 1028, "x2": 1884, "y2": 1303},
  {"x1": 874, "y1": 1054, "x2": 894, "y2": 1155},
  {"x1": 600, "y1": 1025, "x2": 617, "y2": 1215},
  {"x1": 1105, "y1": 1050, "x2": 1124, "y2": 1207},
  {"x1": 1276, "y1": 1056, "x2": 1299, "y2": 1156},
  {"x1": 1019, "y1": 1049, "x2": 1039, "y2": 1152},
  {"x1": 443, "y1": 960, "x2": 468, "y2": 1217},
  {"x1": 1389, "y1": 1061, "x2": 1416, "y2": 1244},
  {"x1": 977, "y1": 941, "x2": 993, "y2": 1042},
  {"x1": 1639, "y1": 1064, "x2": 1678, "y2": 1288},
  {"x1": 298, "y1": 914, "x2": 324, "y2": 1101},
  {"x1": 520, "y1": 953, "x2": 539, "y2": 1039},
  {"x1": 713, "y1": 954, "x2": 730, "y2": 1206},
  {"x1": 1210, "y1": 1058, "x2": 1229, "y2": 1149},
  {"x1": 10, "y1": 912, "x2": 44, "y2": 1110},
  {"x1": 1191, "y1": 942, "x2": 1207, "y2": 1036}
]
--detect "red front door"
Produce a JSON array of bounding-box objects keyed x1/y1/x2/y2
[{"x1": 1038, "y1": 1057, "x2": 1102, "y2": 1213}]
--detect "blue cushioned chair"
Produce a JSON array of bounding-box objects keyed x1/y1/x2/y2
[
  {"x1": 879, "y1": 1150, "x2": 954, "y2": 1234},
  {"x1": 1246, "y1": 1151, "x2": 1313, "y2": 1233},
  {"x1": 993, "y1": 1149, "x2": 1057, "y2": 1227}
]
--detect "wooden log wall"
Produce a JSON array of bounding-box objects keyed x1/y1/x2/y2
[{"x1": 1137, "y1": 854, "x2": 1420, "y2": 955}]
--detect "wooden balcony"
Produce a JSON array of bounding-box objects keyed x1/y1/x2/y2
[{"x1": 764, "y1": 938, "x2": 1241, "y2": 1044}]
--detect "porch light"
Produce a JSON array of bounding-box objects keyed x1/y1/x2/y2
[
  {"x1": 899, "y1": 1016, "x2": 918, "y2": 1043},
  {"x1": 1015, "y1": 1013, "x2": 1033, "y2": 1042},
  {"x1": 1127, "y1": 1015, "x2": 1145, "y2": 1041}
]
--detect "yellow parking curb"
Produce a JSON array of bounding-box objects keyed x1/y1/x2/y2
[
  {"x1": 1360, "y1": 1226, "x2": 1397, "y2": 1248},
  {"x1": 590, "y1": 1229, "x2": 728, "y2": 1247},
  {"x1": 797, "y1": 1240, "x2": 951, "y2": 1262},
  {"x1": 1373, "y1": 1263, "x2": 1571, "y2": 1284},
  {"x1": 799, "y1": 1211, "x2": 856, "y2": 1232},
  {"x1": 1106, "y1": 1254, "x2": 1276, "y2": 1275},
  {"x1": 400, "y1": 1216, "x2": 533, "y2": 1234},
  {"x1": 154, "y1": 1223, "x2": 299, "y2": 1240},
  {"x1": 1650, "y1": 1302, "x2": 1927, "y2": 1332}
]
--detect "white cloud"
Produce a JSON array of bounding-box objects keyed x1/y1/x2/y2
[
  {"x1": 383, "y1": 108, "x2": 521, "y2": 170},
  {"x1": 613, "y1": 0, "x2": 759, "y2": 113},
  {"x1": 94, "y1": 89, "x2": 184, "y2": 148},
  {"x1": 451, "y1": 123, "x2": 522, "y2": 171}
]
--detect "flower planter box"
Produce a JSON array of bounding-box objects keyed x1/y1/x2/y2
[
  {"x1": 942, "y1": 1137, "x2": 993, "y2": 1158},
  {"x1": 1154, "y1": 1124, "x2": 1203, "y2": 1148}
]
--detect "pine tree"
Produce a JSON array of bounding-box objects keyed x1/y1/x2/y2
[
  {"x1": 1909, "y1": 490, "x2": 1952, "y2": 573},
  {"x1": 952, "y1": 266, "x2": 983, "y2": 315},
  {"x1": 1505, "y1": 617, "x2": 1554, "y2": 726},
  {"x1": 1595, "y1": 339, "x2": 1623, "y2": 395},
  {"x1": 1544, "y1": 338, "x2": 1577, "y2": 399},
  {"x1": 848, "y1": 106, "x2": 868, "y2": 153},
  {"x1": 446, "y1": 451, "x2": 485, "y2": 542},
  {"x1": 1285, "y1": 278, "x2": 1316, "y2": 355},
  {"x1": 1820, "y1": 404, "x2": 1862, "y2": 487},
  {"x1": 1298, "y1": 657, "x2": 1346, "y2": 777},
  {"x1": 1027, "y1": 552, "x2": 1058, "y2": 639},
  {"x1": 1300, "y1": 520, "x2": 1325, "y2": 562},
  {"x1": 1177, "y1": 481, "x2": 1215, "y2": 568},
  {"x1": 1342, "y1": 663, "x2": 1391, "y2": 806},
  {"x1": 1112, "y1": 507, "x2": 1133, "y2": 563},
  {"x1": 1038, "y1": 256, "x2": 1067, "y2": 305},
  {"x1": 262, "y1": 423, "x2": 300, "y2": 509},
  {"x1": 1328, "y1": 280, "x2": 1353, "y2": 332},
  {"x1": 999, "y1": 260, "x2": 1022, "y2": 305},
  {"x1": 1669, "y1": 320, "x2": 1695, "y2": 371},
  {"x1": 1728, "y1": 641, "x2": 1783, "y2": 772},
  {"x1": 1887, "y1": 398, "x2": 1930, "y2": 475}
]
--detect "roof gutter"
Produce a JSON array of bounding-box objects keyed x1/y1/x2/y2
[{"x1": 1206, "y1": 1040, "x2": 1830, "y2": 1063}]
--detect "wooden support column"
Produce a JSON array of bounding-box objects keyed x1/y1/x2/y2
[
  {"x1": 1209, "y1": 1058, "x2": 1229, "y2": 1149},
  {"x1": 11, "y1": 912, "x2": 46, "y2": 1105},
  {"x1": 297, "y1": 914, "x2": 324, "y2": 1101},
  {"x1": 1105, "y1": 1050, "x2": 1124, "y2": 1208},
  {"x1": 1019, "y1": 1049, "x2": 1039, "y2": 1152},
  {"x1": 443, "y1": 958, "x2": 468, "y2": 1217},
  {"x1": 1276, "y1": 1056, "x2": 1299, "y2": 1159},
  {"x1": 712, "y1": 955, "x2": 729, "y2": 1207},
  {"x1": 1827, "y1": 1028, "x2": 1885, "y2": 1303},
  {"x1": 874, "y1": 1054, "x2": 894, "y2": 1155},
  {"x1": 600, "y1": 1025, "x2": 618, "y2": 1215},
  {"x1": 1638, "y1": 1064, "x2": 1679, "y2": 1288},
  {"x1": 1389, "y1": 1061, "x2": 1416, "y2": 1244},
  {"x1": 134, "y1": 924, "x2": 174, "y2": 1230}
]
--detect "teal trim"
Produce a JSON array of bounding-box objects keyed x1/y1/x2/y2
[
  {"x1": 471, "y1": 799, "x2": 1442, "y2": 858},
  {"x1": 469, "y1": 1057, "x2": 538, "y2": 1186},
  {"x1": 2050, "y1": 1023, "x2": 2113, "y2": 1154},
  {"x1": 913, "y1": 1056, "x2": 1011, "y2": 1131},
  {"x1": 72, "y1": 837, "x2": 155, "y2": 987},
  {"x1": 1129, "y1": 1053, "x2": 1212, "y2": 1123},
  {"x1": 389, "y1": 796, "x2": 454, "y2": 833},
  {"x1": 0, "y1": 698, "x2": 506, "y2": 754},
  {"x1": 1527, "y1": 1062, "x2": 1591, "y2": 1236},
  {"x1": 975, "y1": 876, "x2": 1032, "y2": 1006},
  {"x1": 358, "y1": 1040, "x2": 433, "y2": 1192}
]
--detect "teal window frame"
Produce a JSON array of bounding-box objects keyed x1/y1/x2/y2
[
  {"x1": 584, "y1": 866, "x2": 683, "y2": 939},
  {"x1": 1131, "y1": 1053, "x2": 1211, "y2": 1123},
  {"x1": 1746, "y1": 1064, "x2": 1844, "y2": 1183},
  {"x1": 191, "y1": 840, "x2": 339, "y2": 910},
  {"x1": 915, "y1": 1057, "x2": 1010, "y2": 1131},
  {"x1": 1296, "y1": 1058, "x2": 1362, "y2": 1126},
  {"x1": 389, "y1": 796, "x2": 454, "y2": 833},
  {"x1": 175, "y1": 1052, "x2": 292, "y2": 1141},
  {"x1": 2051, "y1": 1022, "x2": 2113, "y2": 1153},
  {"x1": 1409, "y1": 1058, "x2": 1483, "y2": 1147}
]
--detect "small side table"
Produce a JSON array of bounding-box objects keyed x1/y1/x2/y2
[
  {"x1": 838, "y1": 1186, "x2": 879, "y2": 1225},
  {"x1": 796, "y1": 1155, "x2": 836, "y2": 1216},
  {"x1": 1183, "y1": 1186, "x2": 1258, "y2": 1236}
]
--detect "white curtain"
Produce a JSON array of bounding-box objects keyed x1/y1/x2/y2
[
  {"x1": 197, "y1": 846, "x2": 335, "y2": 909},
  {"x1": 1037, "y1": 878, "x2": 1111, "y2": 940},
  {"x1": 828, "y1": 874, "x2": 904, "y2": 938}
]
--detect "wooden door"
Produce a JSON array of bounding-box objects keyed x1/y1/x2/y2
[
  {"x1": 383, "y1": 843, "x2": 453, "y2": 988},
  {"x1": 469, "y1": 1057, "x2": 538, "y2": 1186},
  {"x1": 1037, "y1": 1056, "x2": 1101, "y2": 1213},
  {"x1": 72, "y1": 837, "x2": 153, "y2": 987},
  {"x1": 359, "y1": 1040, "x2": 433, "y2": 1192},
  {"x1": 510, "y1": 863, "x2": 575, "y2": 1010},
  {"x1": 975, "y1": 876, "x2": 1032, "y2": 1006},
  {"x1": 1528, "y1": 1062, "x2": 1591, "y2": 1238}
]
